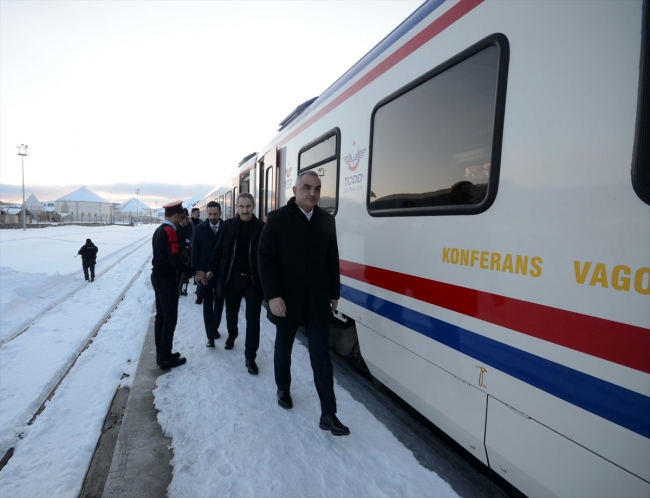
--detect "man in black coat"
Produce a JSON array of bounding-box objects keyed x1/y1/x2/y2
[
  {"x1": 206, "y1": 193, "x2": 265, "y2": 374},
  {"x1": 190, "y1": 207, "x2": 202, "y2": 228},
  {"x1": 258, "y1": 170, "x2": 349, "y2": 436},
  {"x1": 151, "y1": 201, "x2": 206, "y2": 370},
  {"x1": 78, "y1": 238, "x2": 99, "y2": 282},
  {"x1": 192, "y1": 201, "x2": 224, "y2": 347}
]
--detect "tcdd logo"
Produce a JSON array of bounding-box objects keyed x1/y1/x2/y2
[
  {"x1": 343, "y1": 147, "x2": 366, "y2": 172},
  {"x1": 344, "y1": 174, "x2": 363, "y2": 186}
]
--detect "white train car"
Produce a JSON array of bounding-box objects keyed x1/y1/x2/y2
[{"x1": 198, "y1": 1, "x2": 650, "y2": 495}]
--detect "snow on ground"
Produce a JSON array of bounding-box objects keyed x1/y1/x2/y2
[
  {"x1": 0, "y1": 225, "x2": 154, "y2": 342},
  {"x1": 155, "y1": 291, "x2": 458, "y2": 498},
  {"x1": 0, "y1": 224, "x2": 156, "y2": 497}
]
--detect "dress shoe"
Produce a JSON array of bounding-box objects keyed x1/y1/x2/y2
[
  {"x1": 319, "y1": 414, "x2": 350, "y2": 436},
  {"x1": 90, "y1": 278, "x2": 94, "y2": 282},
  {"x1": 224, "y1": 334, "x2": 237, "y2": 350},
  {"x1": 246, "y1": 358, "x2": 259, "y2": 375},
  {"x1": 159, "y1": 355, "x2": 187, "y2": 370},
  {"x1": 206, "y1": 339, "x2": 215, "y2": 348},
  {"x1": 195, "y1": 298, "x2": 203, "y2": 304},
  {"x1": 156, "y1": 352, "x2": 181, "y2": 365},
  {"x1": 277, "y1": 390, "x2": 293, "y2": 409}
]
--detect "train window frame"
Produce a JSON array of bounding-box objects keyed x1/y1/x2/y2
[
  {"x1": 224, "y1": 191, "x2": 232, "y2": 219},
  {"x1": 632, "y1": 0, "x2": 650, "y2": 205},
  {"x1": 264, "y1": 166, "x2": 275, "y2": 217},
  {"x1": 366, "y1": 33, "x2": 510, "y2": 217},
  {"x1": 297, "y1": 127, "x2": 341, "y2": 216}
]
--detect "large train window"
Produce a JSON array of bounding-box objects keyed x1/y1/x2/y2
[
  {"x1": 633, "y1": 1, "x2": 650, "y2": 205},
  {"x1": 240, "y1": 171, "x2": 250, "y2": 194},
  {"x1": 224, "y1": 191, "x2": 232, "y2": 219},
  {"x1": 298, "y1": 128, "x2": 340, "y2": 215},
  {"x1": 368, "y1": 35, "x2": 509, "y2": 216}
]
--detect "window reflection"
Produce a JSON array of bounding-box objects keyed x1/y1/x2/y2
[{"x1": 369, "y1": 46, "x2": 499, "y2": 212}]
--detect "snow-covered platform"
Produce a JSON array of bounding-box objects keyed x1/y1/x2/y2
[{"x1": 94, "y1": 288, "x2": 508, "y2": 498}]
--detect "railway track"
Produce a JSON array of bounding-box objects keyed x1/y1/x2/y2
[
  {"x1": 0, "y1": 243, "x2": 152, "y2": 471},
  {"x1": 0, "y1": 234, "x2": 151, "y2": 348}
]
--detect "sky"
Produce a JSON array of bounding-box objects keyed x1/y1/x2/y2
[{"x1": 1, "y1": 0, "x2": 422, "y2": 207}]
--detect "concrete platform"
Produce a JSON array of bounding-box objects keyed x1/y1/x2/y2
[{"x1": 102, "y1": 319, "x2": 173, "y2": 498}]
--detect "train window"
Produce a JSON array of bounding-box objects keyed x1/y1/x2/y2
[
  {"x1": 298, "y1": 128, "x2": 340, "y2": 216},
  {"x1": 224, "y1": 191, "x2": 232, "y2": 219},
  {"x1": 368, "y1": 35, "x2": 509, "y2": 216},
  {"x1": 265, "y1": 166, "x2": 275, "y2": 216},
  {"x1": 240, "y1": 171, "x2": 250, "y2": 194},
  {"x1": 632, "y1": 0, "x2": 650, "y2": 205}
]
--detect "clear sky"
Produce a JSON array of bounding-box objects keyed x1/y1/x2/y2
[{"x1": 1, "y1": 0, "x2": 421, "y2": 206}]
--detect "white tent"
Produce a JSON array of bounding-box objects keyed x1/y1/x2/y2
[{"x1": 114, "y1": 197, "x2": 152, "y2": 223}]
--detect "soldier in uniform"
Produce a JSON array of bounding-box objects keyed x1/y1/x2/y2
[{"x1": 151, "y1": 201, "x2": 206, "y2": 370}]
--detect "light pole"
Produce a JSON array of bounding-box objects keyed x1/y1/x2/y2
[
  {"x1": 16, "y1": 145, "x2": 28, "y2": 231},
  {"x1": 135, "y1": 189, "x2": 140, "y2": 225}
]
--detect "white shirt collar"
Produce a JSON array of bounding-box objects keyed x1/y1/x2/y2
[
  {"x1": 298, "y1": 205, "x2": 313, "y2": 221},
  {"x1": 162, "y1": 219, "x2": 176, "y2": 230}
]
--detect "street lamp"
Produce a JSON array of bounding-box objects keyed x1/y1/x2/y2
[
  {"x1": 135, "y1": 188, "x2": 140, "y2": 225},
  {"x1": 16, "y1": 145, "x2": 28, "y2": 231}
]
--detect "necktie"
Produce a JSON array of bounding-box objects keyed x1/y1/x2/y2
[{"x1": 212, "y1": 224, "x2": 218, "y2": 235}]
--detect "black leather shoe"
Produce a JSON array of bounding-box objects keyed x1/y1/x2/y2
[
  {"x1": 277, "y1": 390, "x2": 293, "y2": 409},
  {"x1": 319, "y1": 414, "x2": 350, "y2": 436},
  {"x1": 159, "y1": 355, "x2": 187, "y2": 370},
  {"x1": 206, "y1": 339, "x2": 215, "y2": 348},
  {"x1": 246, "y1": 359, "x2": 259, "y2": 375},
  {"x1": 224, "y1": 335, "x2": 237, "y2": 350},
  {"x1": 156, "y1": 352, "x2": 181, "y2": 365},
  {"x1": 195, "y1": 298, "x2": 203, "y2": 304}
]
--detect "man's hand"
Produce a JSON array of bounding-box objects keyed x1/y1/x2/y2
[
  {"x1": 269, "y1": 297, "x2": 287, "y2": 317},
  {"x1": 195, "y1": 270, "x2": 206, "y2": 283},
  {"x1": 330, "y1": 299, "x2": 338, "y2": 313},
  {"x1": 203, "y1": 271, "x2": 214, "y2": 285}
]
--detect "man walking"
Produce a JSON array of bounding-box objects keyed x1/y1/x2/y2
[
  {"x1": 192, "y1": 201, "x2": 224, "y2": 348},
  {"x1": 258, "y1": 170, "x2": 349, "y2": 436},
  {"x1": 205, "y1": 193, "x2": 264, "y2": 375},
  {"x1": 151, "y1": 201, "x2": 206, "y2": 370},
  {"x1": 78, "y1": 238, "x2": 98, "y2": 282}
]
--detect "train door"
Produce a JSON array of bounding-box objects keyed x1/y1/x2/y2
[
  {"x1": 232, "y1": 187, "x2": 238, "y2": 219},
  {"x1": 259, "y1": 148, "x2": 277, "y2": 221}
]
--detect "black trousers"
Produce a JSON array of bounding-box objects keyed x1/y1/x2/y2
[
  {"x1": 224, "y1": 273, "x2": 263, "y2": 360},
  {"x1": 82, "y1": 261, "x2": 96, "y2": 280},
  {"x1": 199, "y1": 279, "x2": 224, "y2": 340},
  {"x1": 274, "y1": 322, "x2": 337, "y2": 415},
  {"x1": 151, "y1": 273, "x2": 179, "y2": 359}
]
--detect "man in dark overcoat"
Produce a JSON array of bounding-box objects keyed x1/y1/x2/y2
[
  {"x1": 78, "y1": 238, "x2": 99, "y2": 282},
  {"x1": 258, "y1": 170, "x2": 349, "y2": 436},
  {"x1": 192, "y1": 201, "x2": 224, "y2": 347},
  {"x1": 206, "y1": 193, "x2": 265, "y2": 374}
]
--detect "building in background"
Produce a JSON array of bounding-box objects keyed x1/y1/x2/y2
[
  {"x1": 54, "y1": 186, "x2": 113, "y2": 224},
  {"x1": 114, "y1": 197, "x2": 152, "y2": 224}
]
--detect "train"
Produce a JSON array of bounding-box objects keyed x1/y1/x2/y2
[{"x1": 195, "y1": 1, "x2": 650, "y2": 496}]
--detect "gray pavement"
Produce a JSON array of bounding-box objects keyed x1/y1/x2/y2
[{"x1": 102, "y1": 319, "x2": 173, "y2": 498}]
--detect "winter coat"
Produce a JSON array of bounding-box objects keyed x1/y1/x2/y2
[
  {"x1": 258, "y1": 197, "x2": 340, "y2": 328},
  {"x1": 208, "y1": 215, "x2": 265, "y2": 300},
  {"x1": 192, "y1": 219, "x2": 221, "y2": 272},
  {"x1": 78, "y1": 243, "x2": 98, "y2": 263}
]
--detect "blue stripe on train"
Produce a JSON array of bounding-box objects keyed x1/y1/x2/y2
[
  {"x1": 341, "y1": 284, "x2": 650, "y2": 439},
  {"x1": 301, "y1": 0, "x2": 448, "y2": 122}
]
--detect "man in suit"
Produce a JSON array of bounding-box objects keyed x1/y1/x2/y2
[
  {"x1": 205, "y1": 193, "x2": 265, "y2": 375},
  {"x1": 192, "y1": 201, "x2": 224, "y2": 347},
  {"x1": 258, "y1": 170, "x2": 349, "y2": 436}
]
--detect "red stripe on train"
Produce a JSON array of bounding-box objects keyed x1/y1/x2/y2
[
  {"x1": 277, "y1": 0, "x2": 484, "y2": 149},
  {"x1": 340, "y1": 260, "x2": 650, "y2": 374}
]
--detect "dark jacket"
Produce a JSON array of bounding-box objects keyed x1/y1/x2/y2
[
  {"x1": 209, "y1": 215, "x2": 265, "y2": 299},
  {"x1": 78, "y1": 242, "x2": 98, "y2": 263},
  {"x1": 192, "y1": 219, "x2": 221, "y2": 272},
  {"x1": 191, "y1": 216, "x2": 201, "y2": 228},
  {"x1": 258, "y1": 197, "x2": 340, "y2": 328},
  {"x1": 177, "y1": 223, "x2": 192, "y2": 251},
  {"x1": 151, "y1": 222, "x2": 196, "y2": 279}
]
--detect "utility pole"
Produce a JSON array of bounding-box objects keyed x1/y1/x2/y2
[
  {"x1": 135, "y1": 188, "x2": 140, "y2": 225},
  {"x1": 16, "y1": 145, "x2": 28, "y2": 231}
]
